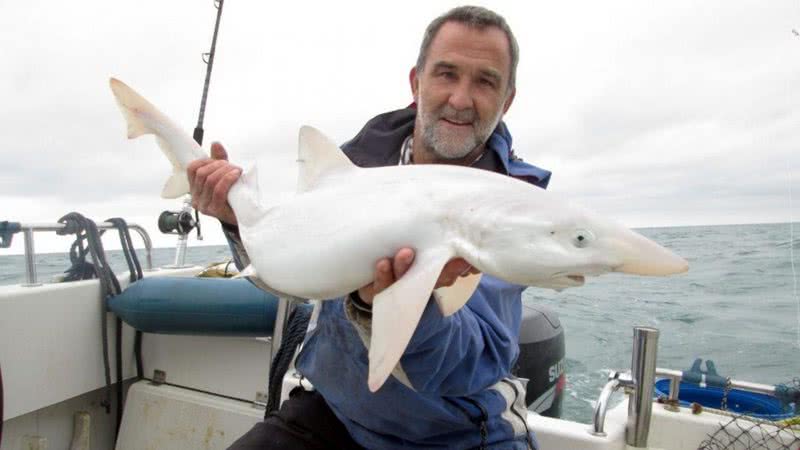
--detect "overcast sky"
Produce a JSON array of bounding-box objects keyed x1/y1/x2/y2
[{"x1": 1, "y1": 0, "x2": 798, "y2": 255}]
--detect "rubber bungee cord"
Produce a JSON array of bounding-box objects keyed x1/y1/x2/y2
[
  {"x1": 106, "y1": 218, "x2": 144, "y2": 436},
  {"x1": 0, "y1": 362, "x2": 4, "y2": 447},
  {"x1": 56, "y1": 214, "x2": 143, "y2": 443},
  {"x1": 265, "y1": 306, "x2": 312, "y2": 416}
]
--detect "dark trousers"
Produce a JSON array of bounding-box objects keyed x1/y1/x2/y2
[{"x1": 227, "y1": 387, "x2": 364, "y2": 450}]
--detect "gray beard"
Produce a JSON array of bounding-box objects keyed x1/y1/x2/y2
[{"x1": 417, "y1": 101, "x2": 501, "y2": 160}]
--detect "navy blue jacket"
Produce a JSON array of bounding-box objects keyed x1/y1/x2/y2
[{"x1": 291, "y1": 108, "x2": 551, "y2": 449}]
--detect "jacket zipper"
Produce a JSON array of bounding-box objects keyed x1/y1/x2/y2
[
  {"x1": 446, "y1": 397, "x2": 489, "y2": 450},
  {"x1": 501, "y1": 379, "x2": 535, "y2": 450}
]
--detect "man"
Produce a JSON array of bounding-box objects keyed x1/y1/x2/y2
[{"x1": 189, "y1": 6, "x2": 551, "y2": 449}]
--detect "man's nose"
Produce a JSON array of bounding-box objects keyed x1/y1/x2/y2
[{"x1": 447, "y1": 80, "x2": 474, "y2": 111}]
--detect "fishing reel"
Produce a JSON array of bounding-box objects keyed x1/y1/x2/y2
[
  {"x1": 158, "y1": 210, "x2": 196, "y2": 236},
  {"x1": 159, "y1": 195, "x2": 204, "y2": 240}
]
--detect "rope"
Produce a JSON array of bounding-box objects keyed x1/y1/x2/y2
[
  {"x1": 774, "y1": 378, "x2": 800, "y2": 410},
  {"x1": 265, "y1": 305, "x2": 312, "y2": 416},
  {"x1": 105, "y1": 218, "x2": 144, "y2": 437},
  {"x1": 60, "y1": 225, "x2": 98, "y2": 282},
  {"x1": 57, "y1": 213, "x2": 120, "y2": 416},
  {"x1": 0, "y1": 221, "x2": 21, "y2": 248},
  {"x1": 114, "y1": 316, "x2": 123, "y2": 436},
  {"x1": 0, "y1": 362, "x2": 4, "y2": 447},
  {"x1": 104, "y1": 218, "x2": 146, "y2": 381},
  {"x1": 56, "y1": 214, "x2": 143, "y2": 442},
  {"x1": 134, "y1": 331, "x2": 144, "y2": 380},
  {"x1": 105, "y1": 218, "x2": 143, "y2": 282}
]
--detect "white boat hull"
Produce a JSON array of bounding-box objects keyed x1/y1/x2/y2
[{"x1": 2, "y1": 268, "x2": 795, "y2": 450}]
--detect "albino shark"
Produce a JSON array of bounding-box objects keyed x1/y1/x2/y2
[{"x1": 109, "y1": 78, "x2": 688, "y2": 392}]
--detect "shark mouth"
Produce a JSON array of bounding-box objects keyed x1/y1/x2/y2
[
  {"x1": 566, "y1": 275, "x2": 585, "y2": 284},
  {"x1": 546, "y1": 273, "x2": 587, "y2": 290}
]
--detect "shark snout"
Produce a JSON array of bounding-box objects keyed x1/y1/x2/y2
[{"x1": 611, "y1": 229, "x2": 689, "y2": 276}]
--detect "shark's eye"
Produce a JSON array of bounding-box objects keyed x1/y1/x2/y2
[{"x1": 572, "y1": 229, "x2": 594, "y2": 248}]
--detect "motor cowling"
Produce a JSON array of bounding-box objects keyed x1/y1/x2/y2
[{"x1": 513, "y1": 304, "x2": 565, "y2": 418}]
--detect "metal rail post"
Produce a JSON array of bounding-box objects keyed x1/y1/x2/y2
[
  {"x1": 23, "y1": 229, "x2": 40, "y2": 287},
  {"x1": 270, "y1": 297, "x2": 295, "y2": 361},
  {"x1": 627, "y1": 326, "x2": 659, "y2": 447},
  {"x1": 14, "y1": 222, "x2": 153, "y2": 286}
]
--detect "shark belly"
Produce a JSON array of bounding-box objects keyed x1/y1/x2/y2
[{"x1": 239, "y1": 183, "x2": 448, "y2": 300}]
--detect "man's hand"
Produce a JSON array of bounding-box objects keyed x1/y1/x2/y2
[
  {"x1": 357, "y1": 248, "x2": 480, "y2": 305},
  {"x1": 187, "y1": 142, "x2": 241, "y2": 226}
]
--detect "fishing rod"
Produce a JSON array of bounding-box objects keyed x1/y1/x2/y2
[
  {"x1": 180, "y1": 0, "x2": 225, "y2": 243},
  {"x1": 792, "y1": 28, "x2": 799, "y2": 350},
  {"x1": 194, "y1": 0, "x2": 225, "y2": 146}
]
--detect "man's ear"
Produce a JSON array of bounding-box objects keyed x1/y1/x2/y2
[
  {"x1": 502, "y1": 87, "x2": 516, "y2": 115},
  {"x1": 409, "y1": 67, "x2": 419, "y2": 102}
]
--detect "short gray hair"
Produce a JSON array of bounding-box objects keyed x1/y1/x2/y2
[{"x1": 415, "y1": 6, "x2": 519, "y2": 91}]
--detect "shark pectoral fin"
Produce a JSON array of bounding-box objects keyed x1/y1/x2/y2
[
  {"x1": 234, "y1": 267, "x2": 301, "y2": 300},
  {"x1": 434, "y1": 272, "x2": 482, "y2": 317},
  {"x1": 296, "y1": 126, "x2": 357, "y2": 193},
  {"x1": 236, "y1": 264, "x2": 258, "y2": 278},
  {"x1": 368, "y1": 248, "x2": 451, "y2": 392}
]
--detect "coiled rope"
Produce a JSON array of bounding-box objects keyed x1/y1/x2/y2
[
  {"x1": 265, "y1": 305, "x2": 312, "y2": 416},
  {"x1": 105, "y1": 218, "x2": 144, "y2": 436},
  {"x1": 56, "y1": 213, "x2": 143, "y2": 441},
  {"x1": 0, "y1": 362, "x2": 4, "y2": 447}
]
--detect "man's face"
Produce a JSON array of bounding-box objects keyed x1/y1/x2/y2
[{"x1": 411, "y1": 21, "x2": 515, "y2": 164}]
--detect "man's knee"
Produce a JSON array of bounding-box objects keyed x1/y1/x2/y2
[{"x1": 227, "y1": 389, "x2": 360, "y2": 450}]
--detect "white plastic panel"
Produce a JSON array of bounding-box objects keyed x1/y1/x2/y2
[
  {"x1": 115, "y1": 381, "x2": 262, "y2": 450},
  {"x1": 527, "y1": 401, "x2": 627, "y2": 450},
  {"x1": 0, "y1": 267, "x2": 199, "y2": 419},
  {"x1": 140, "y1": 333, "x2": 271, "y2": 403},
  {"x1": 0, "y1": 386, "x2": 119, "y2": 450}
]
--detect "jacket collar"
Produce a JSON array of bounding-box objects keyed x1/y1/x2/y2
[{"x1": 341, "y1": 107, "x2": 551, "y2": 188}]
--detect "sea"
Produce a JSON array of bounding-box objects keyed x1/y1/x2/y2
[{"x1": 1, "y1": 222, "x2": 798, "y2": 424}]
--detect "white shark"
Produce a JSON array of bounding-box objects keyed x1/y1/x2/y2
[{"x1": 109, "y1": 78, "x2": 688, "y2": 392}]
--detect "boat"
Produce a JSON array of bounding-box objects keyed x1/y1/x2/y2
[
  {"x1": 0, "y1": 218, "x2": 797, "y2": 450},
  {"x1": 1, "y1": 3, "x2": 797, "y2": 448}
]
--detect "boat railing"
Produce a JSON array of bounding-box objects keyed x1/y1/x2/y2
[
  {"x1": 6, "y1": 221, "x2": 153, "y2": 287},
  {"x1": 590, "y1": 326, "x2": 658, "y2": 447},
  {"x1": 591, "y1": 327, "x2": 780, "y2": 444},
  {"x1": 654, "y1": 368, "x2": 776, "y2": 399}
]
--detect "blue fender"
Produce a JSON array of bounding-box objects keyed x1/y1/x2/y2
[{"x1": 108, "y1": 276, "x2": 305, "y2": 337}]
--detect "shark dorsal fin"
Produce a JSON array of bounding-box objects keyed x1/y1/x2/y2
[{"x1": 297, "y1": 126, "x2": 357, "y2": 193}]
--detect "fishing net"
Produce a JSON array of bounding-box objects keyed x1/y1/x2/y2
[
  {"x1": 697, "y1": 379, "x2": 800, "y2": 450},
  {"x1": 697, "y1": 415, "x2": 799, "y2": 450}
]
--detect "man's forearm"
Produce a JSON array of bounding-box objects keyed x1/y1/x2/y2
[
  {"x1": 399, "y1": 293, "x2": 520, "y2": 396},
  {"x1": 344, "y1": 286, "x2": 522, "y2": 397}
]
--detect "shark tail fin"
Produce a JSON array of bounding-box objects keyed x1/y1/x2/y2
[
  {"x1": 109, "y1": 78, "x2": 160, "y2": 139},
  {"x1": 109, "y1": 77, "x2": 206, "y2": 199}
]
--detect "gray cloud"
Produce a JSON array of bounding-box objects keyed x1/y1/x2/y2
[{"x1": 1, "y1": 0, "x2": 798, "y2": 252}]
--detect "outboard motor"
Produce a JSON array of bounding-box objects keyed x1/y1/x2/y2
[{"x1": 514, "y1": 304, "x2": 565, "y2": 418}]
